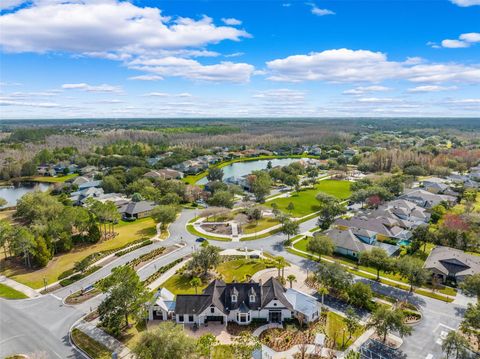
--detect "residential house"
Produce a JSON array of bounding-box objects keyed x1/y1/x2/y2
[
  {"x1": 371, "y1": 199, "x2": 430, "y2": 227},
  {"x1": 399, "y1": 189, "x2": 456, "y2": 209},
  {"x1": 119, "y1": 200, "x2": 156, "y2": 220},
  {"x1": 323, "y1": 228, "x2": 399, "y2": 259},
  {"x1": 424, "y1": 246, "x2": 480, "y2": 283},
  {"x1": 151, "y1": 278, "x2": 319, "y2": 327},
  {"x1": 70, "y1": 187, "x2": 104, "y2": 205},
  {"x1": 80, "y1": 165, "x2": 99, "y2": 175},
  {"x1": 78, "y1": 180, "x2": 102, "y2": 190},
  {"x1": 343, "y1": 148, "x2": 358, "y2": 157},
  {"x1": 334, "y1": 216, "x2": 412, "y2": 242},
  {"x1": 144, "y1": 168, "x2": 184, "y2": 180},
  {"x1": 72, "y1": 176, "x2": 92, "y2": 187}
]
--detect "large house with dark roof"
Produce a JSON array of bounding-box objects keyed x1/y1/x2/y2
[
  {"x1": 424, "y1": 246, "x2": 480, "y2": 284},
  {"x1": 150, "y1": 278, "x2": 320, "y2": 326}
]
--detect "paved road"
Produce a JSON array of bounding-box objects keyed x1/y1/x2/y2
[{"x1": 0, "y1": 209, "x2": 470, "y2": 359}]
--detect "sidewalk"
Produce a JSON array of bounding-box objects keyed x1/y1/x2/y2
[
  {"x1": 0, "y1": 275, "x2": 41, "y2": 298},
  {"x1": 75, "y1": 320, "x2": 134, "y2": 359},
  {"x1": 146, "y1": 257, "x2": 191, "y2": 290},
  {"x1": 289, "y1": 237, "x2": 456, "y2": 301}
]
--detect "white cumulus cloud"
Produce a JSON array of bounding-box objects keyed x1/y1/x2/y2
[
  {"x1": 407, "y1": 85, "x2": 458, "y2": 93},
  {"x1": 266, "y1": 48, "x2": 480, "y2": 84},
  {"x1": 450, "y1": 0, "x2": 480, "y2": 6},
  {"x1": 307, "y1": 3, "x2": 335, "y2": 16},
  {"x1": 62, "y1": 83, "x2": 122, "y2": 93},
  {"x1": 221, "y1": 17, "x2": 242, "y2": 25}
]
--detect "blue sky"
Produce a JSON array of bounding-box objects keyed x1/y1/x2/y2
[{"x1": 0, "y1": 0, "x2": 479, "y2": 118}]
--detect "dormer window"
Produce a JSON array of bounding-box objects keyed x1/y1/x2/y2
[
  {"x1": 231, "y1": 294, "x2": 237, "y2": 303},
  {"x1": 249, "y1": 295, "x2": 255, "y2": 302}
]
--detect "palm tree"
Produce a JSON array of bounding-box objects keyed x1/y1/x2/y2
[
  {"x1": 190, "y1": 277, "x2": 202, "y2": 294},
  {"x1": 274, "y1": 256, "x2": 288, "y2": 279},
  {"x1": 287, "y1": 274, "x2": 296, "y2": 288},
  {"x1": 318, "y1": 285, "x2": 329, "y2": 307}
]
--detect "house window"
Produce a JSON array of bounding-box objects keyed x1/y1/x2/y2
[
  {"x1": 178, "y1": 315, "x2": 184, "y2": 322},
  {"x1": 273, "y1": 303, "x2": 277, "y2": 306},
  {"x1": 249, "y1": 295, "x2": 255, "y2": 302},
  {"x1": 231, "y1": 294, "x2": 237, "y2": 303},
  {"x1": 189, "y1": 315, "x2": 194, "y2": 322},
  {"x1": 210, "y1": 307, "x2": 215, "y2": 314}
]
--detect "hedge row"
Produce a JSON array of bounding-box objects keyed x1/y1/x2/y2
[
  {"x1": 59, "y1": 265, "x2": 101, "y2": 287},
  {"x1": 126, "y1": 247, "x2": 166, "y2": 269},
  {"x1": 115, "y1": 239, "x2": 153, "y2": 257},
  {"x1": 58, "y1": 238, "x2": 152, "y2": 280},
  {"x1": 143, "y1": 258, "x2": 184, "y2": 287}
]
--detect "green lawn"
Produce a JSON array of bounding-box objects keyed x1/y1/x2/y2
[
  {"x1": 242, "y1": 217, "x2": 280, "y2": 234},
  {"x1": 2, "y1": 218, "x2": 157, "y2": 288},
  {"x1": 162, "y1": 258, "x2": 268, "y2": 295},
  {"x1": 326, "y1": 311, "x2": 365, "y2": 350},
  {"x1": 30, "y1": 173, "x2": 79, "y2": 183},
  {"x1": 71, "y1": 328, "x2": 112, "y2": 359},
  {"x1": 0, "y1": 283, "x2": 28, "y2": 299},
  {"x1": 267, "y1": 180, "x2": 351, "y2": 217},
  {"x1": 186, "y1": 224, "x2": 231, "y2": 241},
  {"x1": 292, "y1": 237, "x2": 456, "y2": 299},
  {"x1": 216, "y1": 258, "x2": 267, "y2": 282}
]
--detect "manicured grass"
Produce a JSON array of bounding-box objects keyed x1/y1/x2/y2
[
  {"x1": 216, "y1": 258, "x2": 267, "y2": 282},
  {"x1": 161, "y1": 271, "x2": 209, "y2": 295},
  {"x1": 242, "y1": 217, "x2": 280, "y2": 234},
  {"x1": 266, "y1": 180, "x2": 351, "y2": 217},
  {"x1": 30, "y1": 173, "x2": 79, "y2": 183},
  {"x1": 326, "y1": 311, "x2": 364, "y2": 349},
  {"x1": 162, "y1": 258, "x2": 268, "y2": 294},
  {"x1": 2, "y1": 218, "x2": 157, "y2": 288},
  {"x1": 0, "y1": 283, "x2": 28, "y2": 299},
  {"x1": 71, "y1": 328, "x2": 112, "y2": 359},
  {"x1": 290, "y1": 239, "x2": 455, "y2": 302}
]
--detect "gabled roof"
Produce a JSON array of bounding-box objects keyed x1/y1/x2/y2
[
  {"x1": 174, "y1": 278, "x2": 292, "y2": 315},
  {"x1": 325, "y1": 228, "x2": 375, "y2": 253},
  {"x1": 285, "y1": 288, "x2": 319, "y2": 318},
  {"x1": 424, "y1": 246, "x2": 480, "y2": 277},
  {"x1": 119, "y1": 200, "x2": 156, "y2": 215}
]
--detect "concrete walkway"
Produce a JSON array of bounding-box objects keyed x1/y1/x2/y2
[
  {"x1": 0, "y1": 275, "x2": 41, "y2": 298},
  {"x1": 75, "y1": 320, "x2": 133, "y2": 358},
  {"x1": 289, "y1": 237, "x2": 457, "y2": 301},
  {"x1": 146, "y1": 257, "x2": 191, "y2": 290}
]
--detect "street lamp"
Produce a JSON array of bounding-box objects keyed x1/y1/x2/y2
[{"x1": 43, "y1": 277, "x2": 47, "y2": 293}]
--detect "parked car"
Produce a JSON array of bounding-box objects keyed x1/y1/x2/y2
[{"x1": 196, "y1": 237, "x2": 206, "y2": 243}]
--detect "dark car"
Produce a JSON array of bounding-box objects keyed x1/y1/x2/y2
[{"x1": 195, "y1": 237, "x2": 206, "y2": 243}]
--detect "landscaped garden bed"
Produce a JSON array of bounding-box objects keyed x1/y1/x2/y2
[
  {"x1": 65, "y1": 287, "x2": 102, "y2": 305},
  {"x1": 71, "y1": 328, "x2": 112, "y2": 359}
]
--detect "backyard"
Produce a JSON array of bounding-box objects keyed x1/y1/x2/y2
[
  {"x1": 267, "y1": 179, "x2": 351, "y2": 217},
  {"x1": 0, "y1": 217, "x2": 157, "y2": 288}
]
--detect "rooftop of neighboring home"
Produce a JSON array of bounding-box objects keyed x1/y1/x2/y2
[
  {"x1": 399, "y1": 188, "x2": 457, "y2": 208},
  {"x1": 151, "y1": 288, "x2": 176, "y2": 313},
  {"x1": 119, "y1": 200, "x2": 156, "y2": 215},
  {"x1": 284, "y1": 288, "x2": 320, "y2": 319},
  {"x1": 371, "y1": 199, "x2": 430, "y2": 225},
  {"x1": 334, "y1": 216, "x2": 410, "y2": 240},
  {"x1": 144, "y1": 168, "x2": 184, "y2": 179},
  {"x1": 324, "y1": 228, "x2": 399, "y2": 256},
  {"x1": 424, "y1": 246, "x2": 480, "y2": 279},
  {"x1": 78, "y1": 180, "x2": 102, "y2": 190}
]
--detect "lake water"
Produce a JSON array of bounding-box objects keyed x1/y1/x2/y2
[
  {"x1": 197, "y1": 158, "x2": 302, "y2": 184},
  {"x1": 0, "y1": 182, "x2": 52, "y2": 208}
]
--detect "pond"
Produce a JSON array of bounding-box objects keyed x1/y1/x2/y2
[
  {"x1": 197, "y1": 158, "x2": 302, "y2": 184},
  {"x1": 0, "y1": 182, "x2": 52, "y2": 208}
]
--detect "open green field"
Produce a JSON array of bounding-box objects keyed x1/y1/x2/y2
[
  {"x1": 242, "y1": 217, "x2": 280, "y2": 234},
  {"x1": 162, "y1": 258, "x2": 268, "y2": 295},
  {"x1": 267, "y1": 180, "x2": 351, "y2": 217},
  {"x1": 1, "y1": 218, "x2": 157, "y2": 288},
  {"x1": 29, "y1": 173, "x2": 79, "y2": 183},
  {"x1": 0, "y1": 283, "x2": 28, "y2": 299}
]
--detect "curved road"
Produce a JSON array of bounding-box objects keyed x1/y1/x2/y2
[{"x1": 0, "y1": 209, "x2": 470, "y2": 359}]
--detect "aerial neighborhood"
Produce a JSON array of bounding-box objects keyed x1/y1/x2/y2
[{"x1": 0, "y1": 120, "x2": 479, "y2": 359}]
